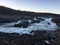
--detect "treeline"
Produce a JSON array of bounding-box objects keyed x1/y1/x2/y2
[
  {"x1": 0, "y1": 6, "x2": 60, "y2": 17},
  {"x1": 0, "y1": 6, "x2": 37, "y2": 16}
]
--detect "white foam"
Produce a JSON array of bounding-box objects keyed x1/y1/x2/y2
[
  {"x1": 0, "y1": 17, "x2": 58, "y2": 34},
  {"x1": 33, "y1": 17, "x2": 37, "y2": 20},
  {"x1": 45, "y1": 40, "x2": 50, "y2": 44},
  {"x1": 0, "y1": 20, "x2": 22, "y2": 26},
  {"x1": 15, "y1": 20, "x2": 22, "y2": 24}
]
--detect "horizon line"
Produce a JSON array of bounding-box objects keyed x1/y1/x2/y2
[{"x1": 0, "y1": 5, "x2": 60, "y2": 15}]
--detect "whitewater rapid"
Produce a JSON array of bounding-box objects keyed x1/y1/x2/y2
[{"x1": 0, "y1": 17, "x2": 58, "y2": 34}]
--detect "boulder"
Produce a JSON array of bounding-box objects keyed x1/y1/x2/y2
[
  {"x1": 31, "y1": 20, "x2": 40, "y2": 23},
  {"x1": 14, "y1": 21, "x2": 29, "y2": 28},
  {"x1": 52, "y1": 18, "x2": 60, "y2": 26},
  {"x1": 52, "y1": 18, "x2": 60, "y2": 23}
]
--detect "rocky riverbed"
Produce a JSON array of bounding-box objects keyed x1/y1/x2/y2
[
  {"x1": 55, "y1": 30, "x2": 60, "y2": 45},
  {"x1": 0, "y1": 6, "x2": 60, "y2": 45},
  {"x1": 0, "y1": 17, "x2": 59, "y2": 45},
  {"x1": 0, "y1": 30, "x2": 55, "y2": 45}
]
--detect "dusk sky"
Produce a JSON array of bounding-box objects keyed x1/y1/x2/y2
[{"x1": 0, "y1": 0, "x2": 60, "y2": 14}]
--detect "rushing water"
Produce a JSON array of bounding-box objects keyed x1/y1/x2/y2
[{"x1": 0, "y1": 17, "x2": 58, "y2": 34}]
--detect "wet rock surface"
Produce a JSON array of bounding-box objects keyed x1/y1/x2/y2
[
  {"x1": 14, "y1": 21, "x2": 29, "y2": 28},
  {"x1": 0, "y1": 31, "x2": 55, "y2": 45},
  {"x1": 55, "y1": 30, "x2": 60, "y2": 45}
]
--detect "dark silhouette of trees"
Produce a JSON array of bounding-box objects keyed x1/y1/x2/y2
[{"x1": 0, "y1": 6, "x2": 60, "y2": 16}]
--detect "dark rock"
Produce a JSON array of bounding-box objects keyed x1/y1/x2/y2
[
  {"x1": 0, "y1": 30, "x2": 55, "y2": 45},
  {"x1": 14, "y1": 21, "x2": 29, "y2": 28},
  {"x1": 52, "y1": 18, "x2": 60, "y2": 23},
  {"x1": 37, "y1": 17, "x2": 45, "y2": 21},
  {"x1": 31, "y1": 20, "x2": 40, "y2": 23}
]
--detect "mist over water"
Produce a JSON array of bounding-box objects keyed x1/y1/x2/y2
[{"x1": 0, "y1": 17, "x2": 58, "y2": 34}]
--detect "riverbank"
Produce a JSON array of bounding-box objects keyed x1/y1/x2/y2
[
  {"x1": 0, "y1": 30, "x2": 55, "y2": 45},
  {"x1": 55, "y1": 30, "x2": 60, "y2": 45}
]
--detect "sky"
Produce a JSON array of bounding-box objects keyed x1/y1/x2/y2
[{"x1": 0, "y1": 0, "x2": 60, "y2": 14}]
